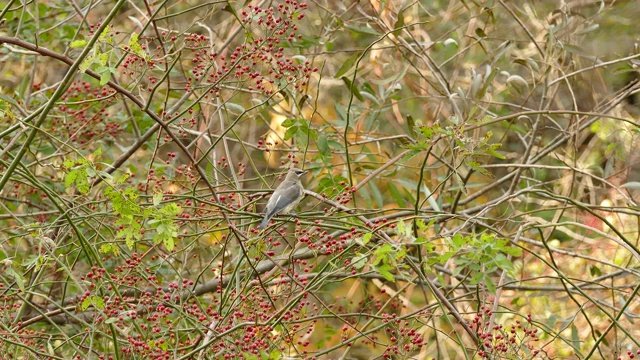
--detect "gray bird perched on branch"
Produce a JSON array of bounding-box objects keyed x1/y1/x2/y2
[{"x1": 257, "y1": 168, "x2": 307, "y2": 229}]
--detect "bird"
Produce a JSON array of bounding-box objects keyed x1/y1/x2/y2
[{"x1": 257, "y1": 168, "x2": 307, "y2": 229}]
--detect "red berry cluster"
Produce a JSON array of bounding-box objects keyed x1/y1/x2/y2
[
  {"x1": 235, "y1": 1, "x2": 317, "y2": 94},
  {"x1": 473, "y1": 306, "x2": 542, "y2": 358},
  {"x1": 54, "y1": 80, "x2": 121, "y2": 147}
]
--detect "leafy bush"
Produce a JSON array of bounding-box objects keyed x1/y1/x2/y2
[{"x1": 1, "y1": 0, "x2": 640, "y2": 359}]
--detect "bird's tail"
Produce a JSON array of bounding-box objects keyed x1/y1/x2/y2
[{"x1": 258, "y1": 216, "x2": 270, "y2": 229}]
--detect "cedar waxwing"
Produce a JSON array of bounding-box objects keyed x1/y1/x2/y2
[{"x1": 257, "y1": 168, "x2": 307, "y2": 229}]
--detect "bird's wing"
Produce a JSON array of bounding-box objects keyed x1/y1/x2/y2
[{"x1": 266, "y1": 183, "x2": 302, "y2": 216}]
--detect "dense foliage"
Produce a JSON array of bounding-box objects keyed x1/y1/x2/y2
[{"x1": 1, "y1": 0, "x2": 640, "y2": 359}]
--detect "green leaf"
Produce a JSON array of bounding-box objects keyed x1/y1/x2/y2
[
  {"x1": 484, "y1": 275, "x2": 496, "y2": 293},
  {"x1": 81, "y1": 295, "x2": 105, "y2": 311},
  {"x1": 468, "y1": 271, "x2": 483, "y2": 284},
  {"x1": 163, "y1": 236, "x2": 175, "y2": 252},
  {"x1": 570, "y1": 324, "x2": 580, "y2": 350},
  {"x1": 620, "y1": 182, "x2": 640, "y2": 190},
  {"x1": 485, "y1": 143, "x2": 506, "y2": 159},
  {"x1": 507, "y1": 74, "x2": 528, "y2": 88},
  {"x1": 117, "y1": 221, "x2": 141, "y2": 249},
  {"x1": 65, "y1": 166, "x2": 90, "y2": 194},
  {"x1": 75, "y1": 168, "x2": 90, "y2": 194},
  {"x1": 79, "y1": 55, "x2": 94, "y2": 72},
  {"x1": 397, "y1": 220, "x2": 406, "y2": 236},
  {"x1": 362, "y1": 232, "x2": 372, "y2": 245},
  {"x1": 334, "y1": 52, "x2": 361, "y2": 78},
  {"x1": 466, "y1": 262, "x2": 481, "y2": 271},
  {"x1": 443, "y1": 38, "x2": 458, "y2": 47},
  {"x1": 435, "y1": 251, "x2": 454, "y2": 265},
  {"x1": 160, "y1": 203, "x2": 182, "y2": 216},
  {"x1": 317, "y1": 135, "x2": 330, "y2": 157},
  {"x1": 415, "y1": 219, "x2": 428, "y2": 231},
  {"x1": 377, "y1": 264, "x2": 395, "y2": 282},
  {"x1": 392, "y1": 9, "x2": 405, "y2": 36},
  {"x1": 501, "y1": 245, "x2": 523, "y2": 257},
  {"x1": 419, "y1": 126, "x2": 435, "y2": 139},
  {"x1": 98, "y1": 68, "x2": 112, "y2": 86},
  {"x1": 373, "y1": 243, "x2": 395, "y2": 267},
  {"x1": 351, "y1": 253, "x2": 368, "y2": 269},
  {"x1": 368, "y1": 181, "x2": 383, "y2": 207},
  {"x1": 406, "y1": 115, "x2": 417, "y2": 138},
  {"x1": 153, "y1": 192, "x2": 163, "y2": 207},
  {"x1": 594, "y1": 329, "x2": 609, "y2": 346},
  {"x1": 328, "y1": 140, "x2": 344, "y2": 150},
  {"x1": 70, "y1": 39, "x2": 87, "y2": 48},
  {"x1": 224, "y1": 102, "x2": 245, "y2": 114},
  {"x1": 65, "y1": 169, "x2": 78, "y2": 188},
  {"x1": 334, "y1": 103, "x2": 348, "y2": 122},
  {"x1": 475, "y1": 28, "x2": 487, "y2": 38},
  {"x1": 341, "y1": 77, "x2": 364, "y2": 102},
  {"x1": 95, "y1": 170, "x2": 113, "y2": 181},
  {"x1": 148, "y1": 203, "x2": 181, "y2": 252},
  {"x1": 575, "y1": 23, "x2": 599, "y2": 35},
  {"x1": 493, "y1": 253, "x2": 514, "y2": 271},
  {"x1": 100, "y1": 243, "x2": 114, "y2": 254},
  {"x1": 387, "y1": 182, "x2": 406, "y2": 207},
  {"x1": 346, "y1": 25, "x2": 381, "y2": 36},
  {"x1": 128, "y1": 32, "x2": 149, "y2": 60},
  {"x1": 284, "y1": 125, "x2": 299, "y2": 141},
  {"x1": 281, "y1": 118, "x2": 298, "y2": 127},
  {"x1": 97, "y1": 52, "x2": 108, "y2": 66},
  {"x1": 98, "y1": 25, "x2": 111, "y2": 43},
  {"x1": 6, "y1": 267, "x2": 24, "y2": 292},
  {"x1": 452, "y1": 233, "x2": 466, "y2": 248}
]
